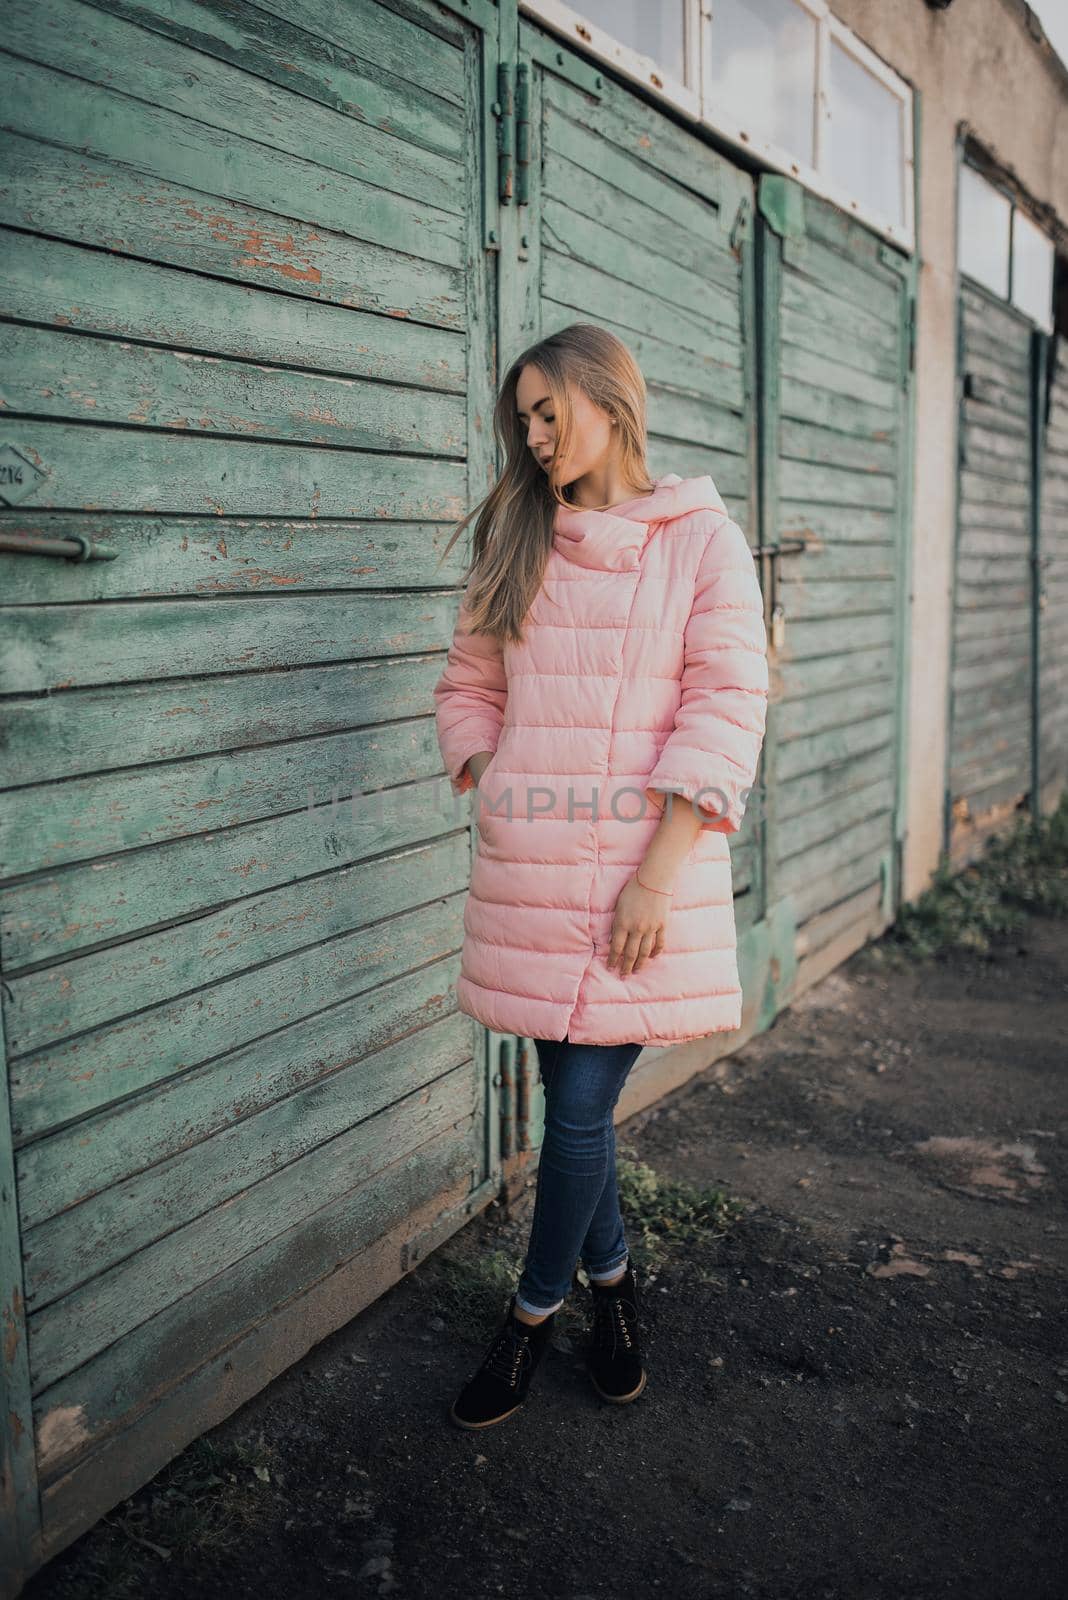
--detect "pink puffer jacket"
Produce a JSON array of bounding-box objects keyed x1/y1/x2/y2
[{"x1": 433, "y1": 472, "x2": 768, "y2": 1047}]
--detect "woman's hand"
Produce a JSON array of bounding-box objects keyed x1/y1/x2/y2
[
  {"x1": 467, "y1": 750, "x2": 495, "y2": 787},
  {"x1": 605, "y1": 873, "x2": 673, "y2": 976}
]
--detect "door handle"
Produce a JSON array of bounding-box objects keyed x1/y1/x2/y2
[
  {"x1": 0, "y1": 533, "x2": 118, "y2": 561},
  {"x1": 751, "y1": 540, "x2": 807, "y2": 557},
  {"x1": 751, "y1": 539, "x2": 805, "y2": 650}
]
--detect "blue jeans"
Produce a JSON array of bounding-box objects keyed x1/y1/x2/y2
[{"x1": 514, "y1": 1035, "x2": 645, "y2": 1316}]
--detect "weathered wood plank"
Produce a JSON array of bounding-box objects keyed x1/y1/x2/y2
[
  {"x1": 31, "y1": 1061, "x2": 478, "y2": 1429},
  {"x1": 779, "y1": 376, "x2": 897, "y2": 442},
  {"x1": 540, "y1": 199, "x2": 742, "y2": 339},
  {"x1": 541, "y1": 247, "x2": 742, "y2": 355},
  {"x1": 774, "y1": 744, "x2": 894, "y2": 828},
  {"x1": 1, "y1": 54, "x2": 463, "y2": 268},
  {"x1": 775, "y1": 676, "x2": 895, "y2": 740},
  {"x1": 34, "y1": 1139, "x2": 480, "y2": 1553},
  {"x1": 648, "y1": 390, "x2": 747, "y2": 454},
  {"x1": 542, "y1": 66, "x2": 737, "y2": 211},
  {"x1": 779, "y1": 459, "x2": 896, "y2": 510},
  {"x1": 776, "y1": 612, "x2": 895, "y2": 660},
  {"x1": 952, "y1": 669, "x2": 1032, "y2": 727},
  {"x1": 787, "y1": 842, "x2": 884, "y2": 929},
  {"x1": 776, "y1": 774, "x2": 895, "y2": 864},
  {"x1": 774, "y1": 713, "x2": 895, "y2": 786},
  {"x1": 772, "y1": 641, "x2": 894, "y2": 699},
  {"x1": 25, "y1": 1008, "x2": 474, "y2": 1312},
  {"x1": 1, "y1": 324, "x2": 466, "y2": 456},
  {"x1": 9, "y1": 833, "x2": 469, "y2": 1065},
  {"x1": 778, "y1": 502, "x2": 896, "y2": 545},
  {"x1": 781, "y1": 270, "x2": 899, "y2": 359},
  {"x1": 2, "y1": 650, "x2": 446, "y2": 784},
  {"x1": 960, "y1": 282, "x2": 1032, "y2": 356},
  {"x1": 953, "y1": 606, "x2": 1032, "y2": 643},
  {"x1": 956, "y1": 508, "x2": 1030, "y2": 543},
  {"x1": 780, "y1": 417, "x2": 896, "y2": 474},
  {"x1": 0, "y1": 773, "x2": 468, "y2": 967},
  {"x1": 778, "y1": 811, "x2": 889, "y2": 902},
  {"x1": 781, "y1": 305, "x2": 900, "y2": 382},
  {"x1": 1, "y1": 707, "x2": 453, "y2": 872},
  {"x1": 777, "y1": 542, "x2": 893, "y2": 582},
  {"x1": 7, "y1": 0, "x2": 464, "y2": 212},
  {"x1": 959, "y1": 467, "x2": 1030, "y2": 510},
  {"x1": 779, "y1": 340, "x2": 899, "y2": 412},
  {"x1": 960, "y1": 351, "x2": 1033, "y2": 409},
  {"x1": 251, "y1": 0, "x2": 467, "y2": 89},
  {"x1": 953, "y1": 576, "x2": 1030, "y2": 609},
  {"x1": 19, "y1": 969, "x2": 470, "y2": 1257},
  {"x1": 951, "y1": 649, "x2": 1032, "y2": 694},
  {"x1": 773, "y1": 577, "x2": 896, "y2": 619},
  {"x1": 961, "y1": 399, "x2": 1028, "y2": 444},
  {"x1": 0, "y1": 135, "x2": 464, "y2": 326},
  {"x1": 956, "y1": 552, "x2": 1034, "y2": 585},
  {"x1": 0, "y1": 511, "x2": 469, "y2": 608},
  {"x1": 0, "y1": 579, "x2": 464, "y2": 695},
  {"x1": 0, "y1": 232, "x2": 466, "y2": 399},
  {"x1": 541, "y1": 138, "x2": 724, "y2": 265},
  {"x1": 781, "y1": 235, "x2": 899, "y2": 324}
]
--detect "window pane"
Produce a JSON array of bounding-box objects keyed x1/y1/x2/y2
[
  {"x1": 827, "y1": 40, "x2": 904, "y2": 227},
  {"x1": 706, "y1": 0, "x2": 817, "y2": 166},
  {"x1": 576, "y1": 0, "x2": 686, "y2": 86},
  {"x1": 1012, "y1": 209, "x2": 1054, "y2": 330},
  {"x1": 958, "y1": 165, "x2": 1011, "y2": 298}
]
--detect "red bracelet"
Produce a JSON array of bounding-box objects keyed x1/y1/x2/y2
[{"x1": 635, "y1": 870, "x2": 673, "y2": 897}]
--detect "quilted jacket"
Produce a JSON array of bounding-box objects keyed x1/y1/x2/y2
[{"x1": 433, "y1": 472, "x2": 769, "y2": 1047}]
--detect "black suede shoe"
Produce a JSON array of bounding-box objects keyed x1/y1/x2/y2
[
  {"x1": 449, "y1": 1294, "x2": 557, "y2": 1429},
  {"x1": 586, "y1": 1262, "x2": 647, "y2": 1403}
]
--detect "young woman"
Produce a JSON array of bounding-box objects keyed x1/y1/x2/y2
[{"x1": 433, "y1": 323, "x2": 768, "y2": 1429}]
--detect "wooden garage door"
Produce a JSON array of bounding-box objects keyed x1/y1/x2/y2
[
  {"x1": 948, "y1": 279, "x2": 1036, "y2": 865},
  {"x1": 1038, "y1": 336, "x2": 1068, "y2": 811},
  {"x1": 0, "y1": 0, "x2": 497, "y2": 1574},
  {"x1": 759, "y1": 179, "x2": 913, "y2": 968}
]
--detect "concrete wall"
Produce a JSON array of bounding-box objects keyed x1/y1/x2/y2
[{"x1": 829, "y1": 0, "x2": 1068, "y2": 897}]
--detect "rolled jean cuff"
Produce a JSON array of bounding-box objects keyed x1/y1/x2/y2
[
  {"x1": 515, "y1": 1291, "x2": 564, "y2": 1316},
  {"x1": 586, "y1": 1252, "x2": 628, "y2": 1282}
]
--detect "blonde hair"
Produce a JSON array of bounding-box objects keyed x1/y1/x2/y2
[{"x1": 436, "y1": 322, "x2": 654, "y2": 643}]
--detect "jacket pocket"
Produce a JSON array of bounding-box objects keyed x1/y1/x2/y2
[{"x1": 475, "y1": 750, "x2": 499, "y2": 841}]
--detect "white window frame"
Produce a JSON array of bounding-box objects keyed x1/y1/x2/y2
[
  {"x1": 958, "y1": 156, "x2": 1055, "y2": 333},
  {"x1": 519, "y1": 0, "x2": 916, "y2": 252}
]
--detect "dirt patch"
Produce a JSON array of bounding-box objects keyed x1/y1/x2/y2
[{"x1": 27, "y1": 916, "x2": 1068, "y2": 1600}]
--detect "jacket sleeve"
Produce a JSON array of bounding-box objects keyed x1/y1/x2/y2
[
  {"x1": 644, "y1": 516, "x2": 768, "y2": 834},
  {"x1": 433, "y1": 586, "x2": 508, "y2": 796}
]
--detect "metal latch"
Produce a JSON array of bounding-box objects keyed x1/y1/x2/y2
[{"x1": 751, "y1": 538, "x2": 805, "y2": 654}]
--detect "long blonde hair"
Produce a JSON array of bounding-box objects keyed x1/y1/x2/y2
[{"x1": 437, "y1": 322, "x2": 654, "y2": 643}]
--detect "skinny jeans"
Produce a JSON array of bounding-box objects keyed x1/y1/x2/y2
[{"x1": 514, "y1": 1034, "x2": 644, "y2": 1317}]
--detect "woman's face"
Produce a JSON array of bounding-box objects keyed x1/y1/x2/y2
[{"x1": 515, "y1": 363, "x2": 615, "y2": 490}]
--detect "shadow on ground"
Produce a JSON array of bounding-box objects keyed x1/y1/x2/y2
[{"x1": 28, "y1": 916, "x2": 1068, "y2": 1600}]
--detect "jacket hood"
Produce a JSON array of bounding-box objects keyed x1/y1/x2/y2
[{"x1": 552, "y1": 473, "x2": 727, "y2": 571}]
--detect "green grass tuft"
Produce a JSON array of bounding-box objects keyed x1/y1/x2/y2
[{"x1": 874, "y1": 793, "x2": 1068, "y2": 963}]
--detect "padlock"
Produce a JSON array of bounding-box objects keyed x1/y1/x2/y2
[{"x1": 771, "y1": 602, "x2": 786, "y2": 649}]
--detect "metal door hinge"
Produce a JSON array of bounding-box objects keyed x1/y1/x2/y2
[
  {"x1": 494, "y1": 61, "x2": 530, "y2": 210},
  {"x1": 495, "y1": 61, "x2": 515, "y2": 205},
  {"x1": 729, "y1": 193, "x2": 751, "y2": 257},
  {"x1": 515, "y1": 62, "x2": 531, "y2": 205}
]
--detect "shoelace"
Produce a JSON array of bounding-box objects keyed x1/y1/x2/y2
[
  {"x1": 592, "y1": 1288, "x2": 637, "y2": 1357},
  {"x1": 482, "y1": 1321, "x2": 531, "y2": 1388}
]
